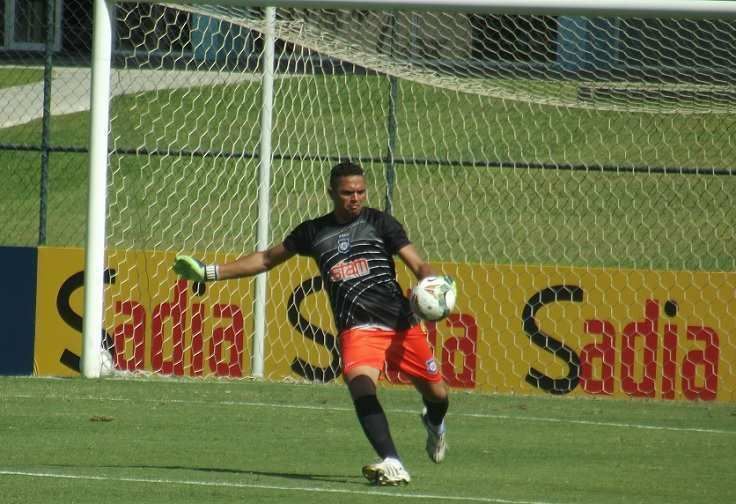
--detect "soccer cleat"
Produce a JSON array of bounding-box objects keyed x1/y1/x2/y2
[
  {"x1": 421, "y1": 407, "x2": 447, "y2": 463},
  {"x1": 361, "y1": 457, "x2": 411, "y2": 486}
]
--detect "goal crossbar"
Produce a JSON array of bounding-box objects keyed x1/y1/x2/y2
[{"x1": 149, "y1": 0, "x2": 736, "y2": 19}]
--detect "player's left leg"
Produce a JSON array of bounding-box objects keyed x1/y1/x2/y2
[
  {"x1": 410, "y1": 376, "x2": 449, "y2": 463},
  {"x1": 388, "y1": 324, "x2": 450, "y2": 463}
]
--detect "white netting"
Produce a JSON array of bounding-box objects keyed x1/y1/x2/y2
[
  {"x1": 103, "y1": 3, "x2": 736, "y2": 401},
  {"x1": 172, "y1": 5, "x2": 736, "y2": 114}
]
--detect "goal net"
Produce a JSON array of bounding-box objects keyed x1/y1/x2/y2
[{"x1": 98, "y1": 1, "x2": 736, "y2": 401}]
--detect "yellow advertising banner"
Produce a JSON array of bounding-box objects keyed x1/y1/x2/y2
[
  {"x1": 33, "y1": 246, "x2": 736, "y2": 402},
  {"x1": 34, "y1": 246, "x2": 88, "y2": 377}
]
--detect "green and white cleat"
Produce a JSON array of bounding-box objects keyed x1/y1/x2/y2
[
  {"x1": 362, "y1": 457, "x2": 411, "y2": 486},
  {"x1": 421, "y1": 407, "x2": 447, "y2": 463}
]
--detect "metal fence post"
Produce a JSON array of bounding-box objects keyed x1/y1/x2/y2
[{"x1": 38, "y1": 0, "x2": 56, "y2": 245}]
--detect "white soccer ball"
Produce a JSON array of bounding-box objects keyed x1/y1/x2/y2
[{"x1": 410, "y1": 276, "x2": 457, "y2": 321}]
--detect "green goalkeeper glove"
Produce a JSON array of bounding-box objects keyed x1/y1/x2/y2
[{"x1": 172, "y1": 255, "x2": 219, "y2": 282}]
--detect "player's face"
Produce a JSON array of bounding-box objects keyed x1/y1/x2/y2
[{"x1": 330, "y1": 175, "x2": 367, "y2": 222}]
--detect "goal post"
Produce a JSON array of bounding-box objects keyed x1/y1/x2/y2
[
  {"x1": 252, "y1": 5, "x2": 277, "y2": 377},
  {"x1": 83, "y1": 0, "x2": 114, "y2": 378},
  {"x1": 82, "y1": 0, "x2": 736, "y2": 403}
]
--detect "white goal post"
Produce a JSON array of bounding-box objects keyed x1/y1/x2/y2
[{"x1": 82, "y1": 0, "x2": 736, "y2": 404}]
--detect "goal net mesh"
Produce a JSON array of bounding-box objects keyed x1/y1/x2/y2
[{"x1": 104, "y1": 2, "x2": 736, "y2": 400}]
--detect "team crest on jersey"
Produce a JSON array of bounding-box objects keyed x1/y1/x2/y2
[
  {"x1": 337, "y1": 233, "x2": 350, "y2": 254},
  {"x1": 426, "y1": 358, "x2": 438, "y2": 374},
  {"x1": 337, "y1": 233, "x2": 351, "y2": 253}
]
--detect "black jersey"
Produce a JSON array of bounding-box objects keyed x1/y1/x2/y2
[{"x1": 283, "y1": 207, "x2": 419, "y2": 332}]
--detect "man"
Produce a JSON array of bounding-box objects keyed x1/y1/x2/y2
[{"x1": 172, "y1": 160, "x2": 450, "y2": 486}]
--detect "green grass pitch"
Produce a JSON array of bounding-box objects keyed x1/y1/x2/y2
[{"x1": 1, "y1": 377, "x2": 735, "y2": 504}]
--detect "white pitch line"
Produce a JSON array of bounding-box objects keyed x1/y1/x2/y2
[
  {"x1": 0, "y1": 470, "x2": 553, "y2": 504},
  {"x1": 3, "y1": 392, "x2": 734, "y2": 435},
  {"x1": 211, "y1": 400, "x2": 736, "y2": 435},
  {"x1": 457, "y1": 411, "x2": 735, "y2": 435}
]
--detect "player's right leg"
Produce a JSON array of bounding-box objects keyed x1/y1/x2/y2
[
  {"x1": 361, "y1": 457, "x2": 411, "y2": 486},
  {"x1": 341, "y1": 328, "x2": 411, "y2": 484},
  {"x1": 346, "y1": 368, "x2": 412, "y2": 485}
]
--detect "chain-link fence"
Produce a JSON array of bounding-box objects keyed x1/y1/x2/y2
[
  {"x1": 1, "y1": 0, "x2": 92, "y2": 246},
  {"x1": 2, "y1": 1, "x2": 736, "y2": 257}
]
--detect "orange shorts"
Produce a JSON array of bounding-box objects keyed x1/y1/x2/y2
[{"x1": 339, "y1": 324, "x2": 441, "y2": 382}]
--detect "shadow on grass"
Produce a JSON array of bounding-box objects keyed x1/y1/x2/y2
[{"x1": 44, "y1": 463, "x2": 365, "y2": 486}]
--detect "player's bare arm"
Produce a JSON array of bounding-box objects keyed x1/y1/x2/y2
[
  {"x1": 397, "y1": 243, "x2": 435, "y2": 280},
  {"x1": 172, "y1": 243, "x2": 294, "y2": 282},
  {"x1": 217, "y1": 243, "x2": 295, "y2": 279}
]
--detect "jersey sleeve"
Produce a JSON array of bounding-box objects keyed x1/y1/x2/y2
[
  {"x1": 380, "y1": 212, "x2": 411, "y2": 255},
  {"x1": 283, "y1": 221, "x2": 312, "y2": 256}
]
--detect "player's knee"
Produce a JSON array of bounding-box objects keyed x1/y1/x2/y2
[
  {"x1": 411, "y1": 376, "x2": 448, "y2": 401},
  {"x1": 425, "y1": 381, "x2": 449, "y2": 402},
  {"x1": 348, "y1": 374, "x2": 377, "y2": 399}
]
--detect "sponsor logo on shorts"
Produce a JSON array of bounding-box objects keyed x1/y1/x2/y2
[
  {"x1": 337, "y1": 233, "x2": 351, "y2": 253},
  {"x1": 426, "y1": 358, "x2": 438, "y2": 374},
  {"x1": 329, "y1": 258, "x2": 370, "y2": 282}
]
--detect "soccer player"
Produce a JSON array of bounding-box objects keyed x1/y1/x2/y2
[{"x1": 172, "y1": 160, "x2": 450, "y2": 486}]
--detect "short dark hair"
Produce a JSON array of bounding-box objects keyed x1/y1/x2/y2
[{"x1": 329, "y1": 160, "x2": 364, "y2": 189}]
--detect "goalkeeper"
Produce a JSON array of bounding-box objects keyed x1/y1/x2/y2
[{"x1": 173, "y1": 160, "x2": 450, "y2": 486}]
